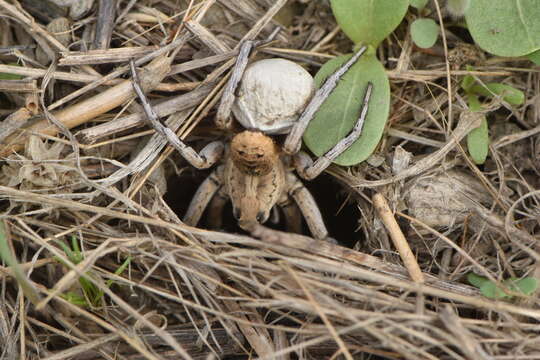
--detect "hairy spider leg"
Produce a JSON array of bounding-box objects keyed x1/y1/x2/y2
[
  {"x1": 183, "y1": 167, "x2": 223, "y2": 226},
  {"x1": 283, "y1": 45, "x2": 368, "y2": 155},
  {"x1": 294, "y1": 82, "x2": 373, "y2": 180},
  {"x1": 285, "y1": 173, "x2": 329, "y2": 239},
  {"x1": 131, "y1": 59, "x2": 225, "y2": 169}
]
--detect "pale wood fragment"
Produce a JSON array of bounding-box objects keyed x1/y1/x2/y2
[{"x1": 373, "y1": 193, "x2": 425, "y2": 283}]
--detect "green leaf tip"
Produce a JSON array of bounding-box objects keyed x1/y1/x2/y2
[
  {"x1": 470, "y1": 83, "x2": 524, "y2": 105},
  {"x1": 465, "y1": 94, "x2": 489, "y2": 165},
  {"x1": 527, "y1": 49, "x2": 540, "y2": 65},
  {"x1": 411, "y1": 18, "x2": 439, "y2": 48},
  {"x1": 410, "y1": 0, "x2": 429, "y2": 10},
  {"x1": 468, "y1": 273, "x2": 538, "y2": 300},
  {"x1": 330, "y1": 0, "x2": 409, "y2": 47},
  {"x1": 446, "y1": 0, "x2": 470, "y2": 18}
]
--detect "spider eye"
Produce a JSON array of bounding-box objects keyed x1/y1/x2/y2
[
  {"x1": 256, "y1": 154, "x2": 263, "y2": 159},
  {"x1": 238, "y1": 150, "x2": 245, "y2": 156},
  {"x1": 256, "y1": 212, "x2": 264, "y2": 222}
]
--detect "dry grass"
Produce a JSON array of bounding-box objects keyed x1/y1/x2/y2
[{"x1": 0, "y1": 0, "x2": 539, "y2": 359}]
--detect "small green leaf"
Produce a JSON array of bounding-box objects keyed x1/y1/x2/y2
[
  {"x1": 469, "y1": 83, "x2": 525, "y2": 105},
  {"x1": 467, "y1": 273, "x2": 490, "y2": 288},
  {"x1": 71, "y1": 235, "x2": 81, "y2": 254},
  {"x1": 527, "y1": 49, "x2": 540, "y2": 65},
  {"x1": 0, "y1": 221, "x2": 41, "y2": 305},
  {"x1": 411, "y1": 18, "x2": 439, "y2": 48},
  {"x1": 62, "y1": 292, "x2": 89, "y2": 306},
  {"x1": 55, "y1": 240, "x2": 75, "y2": 261},
  {"x1": 466, "y1": 94, "x2": 489, "y2": 164},
  {"x1": 510, "y1": 277, "x2": 538, "y2": 296},
  {"x1": 461, "y1": 75, "x2": 475, "y2": 92},
  {"x1": 480, "y1": 281, "x2": 510, "y2": 299},
  {"x1": 446, "y1": 0, "x2": 470, "y2": 18},
  {"x1": 468, "y1": 274, "x2": 538, "y2": 300},
  {"x1": 410, "y1": 0, "x2": 429, "y2": 10},
  {"x1": 303, "y1": 52, "x2": 390, "y2": 166},
  {"x1": 465, "y1": 0, "x2": 540, "y2": 57},
  {"x1": 467, "y1": 117, "x2": 488, "y2": 165},
  {"x1": 0, "y1": 73, "x2": 23, "y2": 80},
  {"x1": 330, "y1": 0, "x2": 409, "y2": 46},
  {"x1": 106, "y1": 256, "x2": 132, "y2": 288},
  {"x1": 460, "y1": 65, "x2": 476, "y2": 92},
  {"x1": 0, "y1": 63, "x2": 24, "y2": 80}
]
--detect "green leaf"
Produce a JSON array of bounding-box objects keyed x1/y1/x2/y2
[
  {"x1": 106, "y1": 256, "x2": 132, "y2": 288},
  {"x1": 71, "y1": 235, "x2": 81, "y2": 254},
  {"x1": 446, "y1": 0, "x2": 470, "y2": 18},
  {"x1": 0, "y1": 63, "x2": 24, "y2": 80},
  {"x1": 527, "y1": 49, "x2": 540, "y2": 65},
  {"x1": 61, "y1": 292, "x2": 89, "y2": 306},
  {"x1": 465, "y1": 0, "x2": 540, "y2": 57},
  {"x1": 0, "y1": 221, "x2": 41, "y2": 305},
  {"x1": 466, "y1": 94, "x2": 489, "y2": 164},
  {"x1": 411, "y1": 18, "x2": 439, "y2": 48},
  {"x1": 303, "y1": 52, "x2": 390, "y2": 166},
  {"x1": 468, "y1": 274, "x2": 538, "y2": 300},
  {"x1": 480, "y1": 281, "x2": 510, "y2": 299},
  {"x1": 469, "y1": 83, "x2": 524, "y2": 105},
  {"x1": 460, "y1": 65, "x2": 476, "y2": 92},
  {"x1": 509, "y1": 277, "x2": 538, "y2": 296},
  {"x1": 330, "y1": 0, "x2": 409, "y2": 47},
  {"x1": 410, "y1": 0, "x2": 429, "y2": 10},
  {"x1": 467, "y1": 117, "x2": 488, "y2": 164},
  {"x1": 467, "y1": 273, "x2": 490, "y2": 288}
]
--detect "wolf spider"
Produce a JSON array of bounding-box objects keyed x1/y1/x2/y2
[{"x1": 131, "y1": 44, "x2": 373, "y2": 241}]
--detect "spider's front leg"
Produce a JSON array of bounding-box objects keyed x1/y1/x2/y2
[
  {"x1": 277, "y1": 198, "x2": 303, "y2": 235},
  {"x1": 283, "y1": 46, "x2": 368, "y2": 156},
  {"x1": 205, "y1": 188, "x2": 229, "y2": 230},
  {"x1": 131, "y1": 60, "x2": 227, "y2": 226},
  {"x1": 130, "y1": 60, "x2": 225, "y2": 169},
  {"x1": 294, "y1": 83, "x2": 373, "y2": 180},
  {"x1": 184, "y1": 167, "x2": 224, "y2": 226},
  {"x1": 285, "y1": 173, "x2": 330, "y2": 240},
  {"x1": 278, "y1": 45, "x2": 374, "y2": 180}
]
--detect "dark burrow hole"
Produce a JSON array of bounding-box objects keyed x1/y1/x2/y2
[{"x1": 164, "y1": 169, "x2": 363, "y2": 248}]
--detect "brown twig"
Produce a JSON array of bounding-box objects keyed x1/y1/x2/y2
[{"x1": 373, "y1": 193, "x2": 424, "y2": 283}]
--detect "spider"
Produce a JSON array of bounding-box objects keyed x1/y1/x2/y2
[{"x1": 131, "y1": 44, "x2": 373, "y2": 241}]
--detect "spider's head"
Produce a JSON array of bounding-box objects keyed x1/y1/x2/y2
[{"x1": 231, "y1": 130, "x2": 279, "y2": 176}]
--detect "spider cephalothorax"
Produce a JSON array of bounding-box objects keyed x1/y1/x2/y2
[
  {"x1": 226, "y1": 130, "x2": 286, "y2": 230},
  {"x1": 230, "y1": 130, "x2": 279, "y2": 176}
]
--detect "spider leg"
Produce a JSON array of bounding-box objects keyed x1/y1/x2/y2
[
  {"x1": 131, "y1": 60, "x2": 225, "y2": 169},
  {"x1": 286, "y1": 174, "x2": 329, "y2": 240},
  {"x1": 215, "y1": 40, "x2": 254, "y2": 129},
  {"x1": 178, "y1": 140, "x2": 225, "y2": 169},
  {"x1": 293, "y1": 82, "x2": 373, "y2": 180},
  {"x1": 206, "y1": 189, "x2": 228, "y2": 230},
  {"x1": 278, "y1": 198, "x2": 303, "y2": 235},
  {"x1": 215, "y1": 27, "x2": 281, "y2": 129},
  {"x1": 283, "y1": 46, "x2": 368, "y2": 155},
  {"x1": 183, "y1": 167, "x2": 224, "y2": 226}
]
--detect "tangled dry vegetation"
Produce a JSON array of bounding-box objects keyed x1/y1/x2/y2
[{"x1": 1, "y1": 0, "x2": 540, "y2": 359}]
